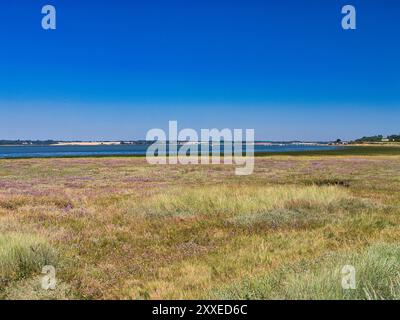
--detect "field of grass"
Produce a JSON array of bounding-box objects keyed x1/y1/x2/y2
[{"x1": 1, "y1": 151, "x2": 400, "y2": 299}]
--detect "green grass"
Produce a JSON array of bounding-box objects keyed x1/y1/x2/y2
[
  {"x1": 0, "y1": 234, "x2": 57, "y2": 294},
  {"x1": 136, "y1": 185, "x2": 351, "y2": 217},
  {"x1": 210, "y1": 243, "x2": 400, "y2": 300},
  {"x1": 256, "y1": 146, "x2": 400, "y2": 156}
]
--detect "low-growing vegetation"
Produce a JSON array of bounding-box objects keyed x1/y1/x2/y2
[
  {"x1": 0, "y1": 152, "x2": 399, "y2": 299},
  {"x1": 210, "y1": 243, "x2": 400, "y2": 300},
  {"x1": 0, "y1": 233, "x2": 58, "y2": 299}
]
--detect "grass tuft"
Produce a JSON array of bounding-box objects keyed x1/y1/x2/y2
[
  {"x1": 0, "y1": 233, "x2": 57, "y2": 290},
  {"x1": 209, "y1": 243, "x2": 400, "y2": 300},
  {"x1": 138, "y1": 185, "x2": 351, "y2": 218}
]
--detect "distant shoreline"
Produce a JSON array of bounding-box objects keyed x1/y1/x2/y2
[
  {"x1": 0, "y1": 141, "x2": 331, "y2": 147},
  {"x1": 54, "y1": 142, "x2": 400, "y2": 147},
  {"x1": 52, "y1": 141, "x2": 122, "y2": 146},
  {"x1": 1, "y1": 141, "x2": 399, "y2": 147}
]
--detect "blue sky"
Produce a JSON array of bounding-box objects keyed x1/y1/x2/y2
[{"x1": 0, "y1": 0, "x2": 399, "y2": 141}]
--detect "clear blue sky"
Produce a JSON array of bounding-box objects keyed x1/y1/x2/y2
[{"x1": 1, "y1": 0, "x2": 399, "y2": 141}]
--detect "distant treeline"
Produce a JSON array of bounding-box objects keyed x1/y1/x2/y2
[
  {"x1": 0, "y1": 140, "x2": 58, "y2": 145},
  {"x1": 355, "y1": 135, "x2": 400, "y2": 142},
  {"x1": 1, "y1": 136, "x2": 399, "y2": 145}
]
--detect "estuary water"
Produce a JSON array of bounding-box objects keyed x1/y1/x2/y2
[{"x1": 0, "y1": 144, "x2": 339, "y2": 159}]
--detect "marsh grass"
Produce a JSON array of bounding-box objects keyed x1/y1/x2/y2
[
  {"x1": 0, "y1": 233, "x2": 57, "y2": 292},
  {"x1": 0, "y1": 155, "x2": 399, "y2": 299},
  {"x1": 136, "y1": 185, "x2": 352, "y2": 218},
  {"x1": 209, "y1": 243, "x2": 400, "y2": 300},
  {"x1": 229, "y1": 208, "x2": 328, "y2": 229},
  {"x1": 3, "y1": 276, "x2": 74, "y2": 300},
  {"x1": 0, "y1": 194, "x2": 74, "y2": 211}
]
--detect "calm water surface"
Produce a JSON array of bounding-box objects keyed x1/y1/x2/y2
[{"x1": 0, "y1": 144, "x2": 339, "y2": 158}]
